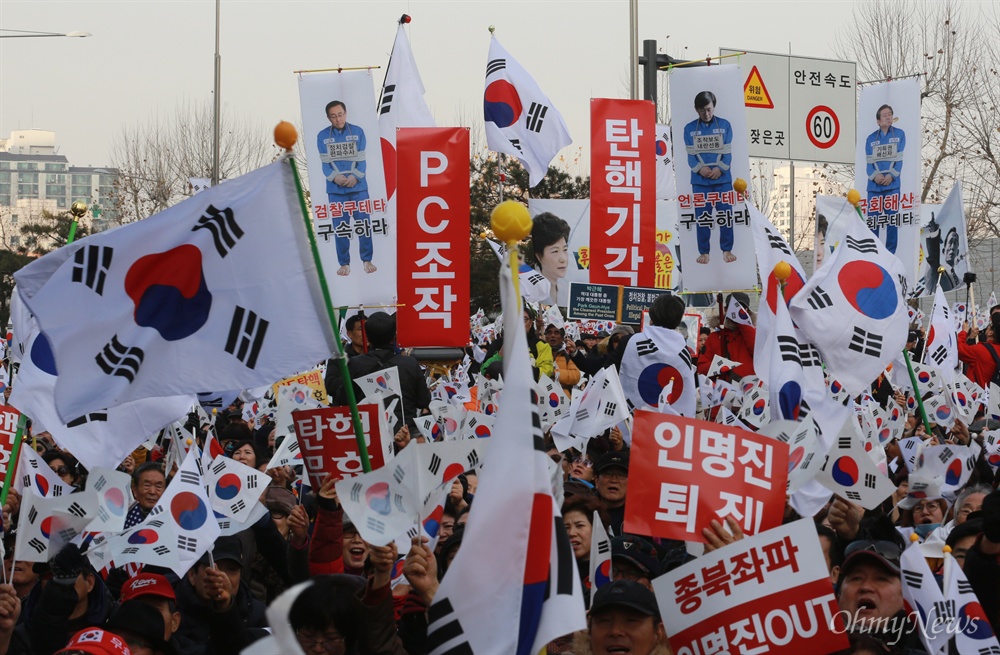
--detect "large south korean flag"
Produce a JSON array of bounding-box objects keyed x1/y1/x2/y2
[{"x1": 789, "y1": 214, "x2": 908, "y2": 397}]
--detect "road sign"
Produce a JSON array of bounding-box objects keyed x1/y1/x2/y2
[
  {"x1": 721, "y1": 49, "x2": 856, "y2": 164},
  {"x1": 743, "y1": 66, "x2": 774, "y2": 109},
  {"x1": 805, "y1": 105, "x2": 840, "y2": 149}
]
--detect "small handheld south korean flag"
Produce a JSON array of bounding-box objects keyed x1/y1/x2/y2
[{"x1": 814, "y1": 416, "x2": 896, "y2": 510}]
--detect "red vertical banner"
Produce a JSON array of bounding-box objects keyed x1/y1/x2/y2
[
  {"x1": 396, "y1": 128, "x2": 470, "y2": 347},
  {"x1": 590, "y1": 99, "x2": 657, "y2": 287},
  {"x1": 0, "y1": 406, "x2": 20, "y2": 490}
]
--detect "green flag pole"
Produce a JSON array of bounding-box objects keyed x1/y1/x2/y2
[
  {"x1": 902, "y1": 349, "x2": 933, "y2": 436},
  {"x1": 0, "y1": 414, "x2": 28, "y2": 509},
  {"x1": 280, "y1": 129, "x2": 372, "y2": 473}
]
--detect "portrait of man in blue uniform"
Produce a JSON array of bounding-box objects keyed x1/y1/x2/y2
[
  {"x1": 317, "y1": 100, "x2": 376, "y2": 276},
  {"x1": 865, "y1": 103, "x2": 905, "y2": 254},
  {"x1": 684, "y1": 91, "x2": 736, "y2": 265}
]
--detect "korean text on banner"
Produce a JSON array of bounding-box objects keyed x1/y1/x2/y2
[
  {"x1": 624, "y1": 412, "x2": 788, "y2": 542},
  {"x1": 396, "y1": 128, "x2": 470, "y2": 347},
  {"x1": 653, "y1": 519, "x2": 849, "y2": 655},
  {"x1": 589, "y1": 99, "x2": 657, "y2": 287},
  {"x1": 0, "y1": 406, "x2": 20, "y2": 489},
  {"x1": 298, "y1": 69, "x2": 396, "y2": 308},
  {"x1": 293, "y1": 405, "x2": 387, "y2": 488},
  {"x1": 272, "y1": 369, "x2": 327, "y2": 405}
]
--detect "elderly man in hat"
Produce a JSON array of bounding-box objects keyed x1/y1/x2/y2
[{"x1": 587, "y1": 580, "x2": 667, "y2": 655}]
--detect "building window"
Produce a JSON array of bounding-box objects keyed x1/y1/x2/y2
[
  {"x1": 44, "y1": 163, "x2": 66, "y2": 171},
  {"x1": 15, "y1": 163, "x2": 37, "y2": 171},
  {"x1": 71, "y1": 174, "x2": 91, "y2": 185},
  {"x1": 71, "y1": 185, "x2": 91, "y2": 197},
  {"x1": 11, "y1": 216, "x2": 18, "y2": 225},
  {"x1": 9, "y1": 236, "x2": 19, "y2": 248}
]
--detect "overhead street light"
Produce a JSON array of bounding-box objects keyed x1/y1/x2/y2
[{"x1": 0, "y1": 29, "x2": 91, "y2": 39}]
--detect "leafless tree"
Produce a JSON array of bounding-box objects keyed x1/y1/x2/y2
[
  {"x1": 108, "y1": 102, "x2": 279, "y2": 224},
  {"x1": 836, "y1": 0, "x2": 999, "y2": 236}
]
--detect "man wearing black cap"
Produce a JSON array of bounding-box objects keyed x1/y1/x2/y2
[
  {"x1": 835, "y1": 540, "x2": 924, "y2": 650},
  {"x1": 610, "y1": 535, "x2": 661, "y2": 591},
  {"x1": 326, "y1": 311, "x2": 430, "y2": 431},
  {"x1": 696, "y1": 292, "x2": 756, "y2": 380},
  {"x1": 588, "y1": 579, "x2": 665, "y2": 655},
  {"x1": 595, "y1": 452, "x2": 629, "y2": 536},
  {"x1": 173, "y1": 537, "x2": 268, "y2": 655}
]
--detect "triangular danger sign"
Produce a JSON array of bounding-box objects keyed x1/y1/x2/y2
[{"x1": 743, "y1": 66, "x2": 774, "y2": 109}]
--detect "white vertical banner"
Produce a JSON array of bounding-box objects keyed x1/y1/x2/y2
[
  {"x1": 853, "y1": 78, "x2": 921, "y2": 292},
  {"x1": 669, "y1": 65, "x2": 756, "y2": 293},
  {"x1": 919, "y1": 183, "x2": 969, "y2": 297},
  {"x1": 298, "y1": 70, "x2": 396, "y2": 308}
]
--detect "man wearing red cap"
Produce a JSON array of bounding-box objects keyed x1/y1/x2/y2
[{"x1": 120, "y1": 574, "x2": 181, "y2": 642}]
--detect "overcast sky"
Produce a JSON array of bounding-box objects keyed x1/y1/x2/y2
[{"x1": 3, "y1": 0, "x2": 883, "y2": 173}]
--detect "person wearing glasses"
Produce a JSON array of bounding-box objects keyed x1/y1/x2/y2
[
  {"x1": 928, "y1": 483, "x2": 991, "y2": 544},
  {"x1": 42, "y1": 452, "x2": 81, "y2": 489}
]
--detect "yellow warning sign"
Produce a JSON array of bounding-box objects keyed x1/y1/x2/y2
[{"x1": 743, "y1": 66, "x2": 774, "y2": 109}]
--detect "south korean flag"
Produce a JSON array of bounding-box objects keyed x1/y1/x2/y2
[
  {"x1": 619, "y1": 325, "x2": 695, "y2": 417},
  {"x1": 923, "y1": 285, "x2": 959, "y2": 381},
  {"x1": 484, "y1": 35, "x2": 572, "y2": 186},
  {"x1": 750, "y1": 205, "x2": 808, "y2": 383},
  {"x1": 789, "y1": 214, "x2": 909, "y2": 396}
]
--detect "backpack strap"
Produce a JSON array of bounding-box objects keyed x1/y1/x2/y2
[{"x1": 985, "y1": 342, "x2": 1000, "y2": 367}]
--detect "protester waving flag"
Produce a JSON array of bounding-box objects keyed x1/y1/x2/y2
[
  {"x1": 426, "y1": 245, "x2": 584, "y2": 655},
  {"x1": 14, "y1": 159, "x2": 335, "y2": 423},
  {"x1": 484, "y1": 35, "x2": 572, "y2": 186},
  {"x1": 789, "y1": 212, "x2": 908, "y2": 396},
  {"x1": 110, "y1": 448, "x2": 219, "y2": 576}
]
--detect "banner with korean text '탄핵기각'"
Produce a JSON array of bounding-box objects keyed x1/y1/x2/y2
[
  {"x1": 395, "y1": 127, "x2": 470, "y2": 347},
  {"x1": 589, "y1": 98, "x2": 657, "y2": 289}
]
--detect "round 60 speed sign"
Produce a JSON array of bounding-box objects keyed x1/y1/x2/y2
[{"x1": 806, "y1": 105, "x2": 840, "y2": 149}]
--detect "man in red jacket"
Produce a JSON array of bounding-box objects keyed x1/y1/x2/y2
[
  {"x1": 696, "y1": 292, "x2": 756, "y2": 381},
  {"x1": 958, "y1": 306, "x2": 1000, "y2": 389}
]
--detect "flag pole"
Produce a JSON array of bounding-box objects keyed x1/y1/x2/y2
[
  {"x1": 275, "y1": 122, "x2": 372, "y2": 473},
  {"x1": 902, "y1": 349, "x2": 933, "y2": 435},
  {"x1": 491, "y1": 200, "x2": 531, "y2": 311}
]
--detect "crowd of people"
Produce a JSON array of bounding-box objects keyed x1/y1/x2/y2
[{"x1": 0, "y1": 287, "x2": 998, "y2": 655}]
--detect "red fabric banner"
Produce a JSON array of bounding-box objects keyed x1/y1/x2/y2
[
  {"x1": 624, "y1": 411, "x2": 788, "y2": 542},
  {"x1": 0, "y1": 406, "x2": 20, "y2": 490},
  {"x1": 396, "y1": 128, "x2": 470, "y2": 346},
  {"x1": 589, "y1": 98, "x2": 657, "y2": 287}
]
